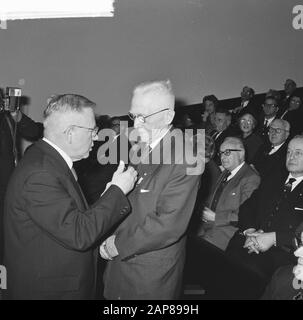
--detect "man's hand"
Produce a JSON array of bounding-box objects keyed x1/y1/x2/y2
[
  {"x1": 100, "y1": 235, "x2": 118, "y2": 260},
  {"x1": 244, "y1": 235, "x2": 260, "y2": 254},
  {"x1": 244, "y1": 232, "x2": 276, "y2": 254},
  {"x1": 202, "y1": 207, "x2": 216, "y2": 222},
  {"x1": 110, "y1": 161, "x2": 138, "y2": 195}
]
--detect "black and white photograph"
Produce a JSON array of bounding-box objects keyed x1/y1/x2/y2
[{"x1": 0, "y1": 0, "x2": 303, "y2": 304}]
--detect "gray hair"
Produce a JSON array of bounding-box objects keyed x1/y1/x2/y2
[
  {"x1": 271, "y1": 119, "x2": 290, "y2": 132},
  {"x1": 43, "y1": 94, "x2": 96, "y2": 119},
  {"x1": 133, "y1": 80, "x2": 175, "y2": 110}
]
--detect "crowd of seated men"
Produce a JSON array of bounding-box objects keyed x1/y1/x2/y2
[{"x1": 183, "y1": 78, "x2": 303, "y2": 299}]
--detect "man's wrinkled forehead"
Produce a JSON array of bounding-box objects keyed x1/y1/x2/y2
[
  {"x1": 131, "y1": 91, "x2": 171, "y2": 114},
  {"x1": 220, "y1": 142, "x2": 236, "y2": 151},
  {"x1": 289, "y1": 138, "x2": 303, "y2": 150}
]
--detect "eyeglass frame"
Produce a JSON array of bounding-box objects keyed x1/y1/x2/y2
[
  {"x1": 128, "y1": 108, "x2": 169, "y2": 123},
  {"x1": 218, "y1": 149, "x2": 243, "y2": 157},
  {"x1": 268, "y1": 127, "x2": 289, "y2": 135},
  {"x1": 64, "y1": 125, "x2": 99, "y2": 137}
]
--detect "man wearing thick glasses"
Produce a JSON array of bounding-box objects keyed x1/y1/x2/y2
[
  {"x1": 101, "y1": 80, "x2": 202, "y2": 300},
  {"x1": 3, "y1": 94, "x2": 137, "y2": 299}
]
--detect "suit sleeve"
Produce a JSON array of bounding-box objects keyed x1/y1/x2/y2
[
  {"x1": 22, "y1": 170, "x2": 130, "y2": 251},
  {"x1": 115, "y1": 165, "x2": 200, "y2": 260},
  {"x1": 17, "y1": 113, "x2": 43, "y2": 141},
  {"x1": 215, "y1": 174, "x2": 261, "y2": 226}
]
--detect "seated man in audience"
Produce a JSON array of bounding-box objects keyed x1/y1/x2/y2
[
  {"x1": 253, "y1": 119, "x2": 290, "y2": 180},
  {"x1": 201, "y1": 95, "x2": 219, "y2": 134},
  {"x1": 198, "y1": 137, "x2": 260, "y2": 250},
  {"x1": 211, "y1": 109, "x2": 237, "y2": 165},
  {"x1": 257, "y1": 96, "x2": 279, "y2": 145},
  {"x1": 230, "y1": 86, "x2": 259, "y2": 119},
  {"x1": 226, "y1": 135, "x2": 303, "y2": 296},
  {"x1": 280, "y1": 96, "x2": 303, "y2": 137},
  {"x1": 262, "y1": 229, "x2": 303, "y2": 300},
  {"x1": 277, "y1": 79, "x2": 298, "y2": 118}
]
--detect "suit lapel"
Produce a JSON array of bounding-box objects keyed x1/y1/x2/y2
[{"x1": 35, "y1": 140, "x2": 89, "y2": 209}]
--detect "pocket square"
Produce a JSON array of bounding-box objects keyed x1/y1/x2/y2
[
  {"x1": 140, "y1": 189, "x2": 150, "y2": 193},
  {"x1": 295, "y1": 207, "x2": 303, "y2": 211}
]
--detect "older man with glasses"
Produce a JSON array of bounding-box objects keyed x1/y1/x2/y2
[
  {"x1": 198, "y1": 137, "x2": 260, "y2": 251},
  {"x1": 3, "y1": 94, "x2": 137, "y2": 300},
  {"x1": 100, "y1": 80, "x2": 202, "y2": 300}
]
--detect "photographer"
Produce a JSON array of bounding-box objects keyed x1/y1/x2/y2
[{"x1": 0, "y1": 90, "x2": 43, "y2": 264}]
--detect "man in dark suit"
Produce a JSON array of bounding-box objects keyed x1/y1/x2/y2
[
  {"x1": 257, "y1": 96, "x2": 279, "y2": 145},
  {"x1": 100, "y1": 80, "x2": 202, "y2": 300},
  {"x1": 281, "y1": 96, "x2": 303, "y2": 137},
  {"x1": 230, "y1": 86, "x2": 259, "y2": 120},
  {"x1": 277, "y1": 79, "x2": 298, "y2": 118},
  {"x1": 226, "y1": 135, "x2": 303, "y2": 297},
  {"x1": 0, "y1": 106, "x2": 43, "y2": 264},
  {"x1": 253, "y1": 119, "x2": 290, "y2": 180},
  {"x1": 3, "y1": 94, "x2": 137, "y2": 300},
  {"x1": 198, "y1": 137, "x2": 260, "y2": 251},
  {"x1": 211, "y1": 108, "x2": 237, "y2": 165}
]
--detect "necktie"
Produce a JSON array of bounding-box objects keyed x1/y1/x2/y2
[
  {"x1": 210, "y1": 171, "x2": 231, "y2": 211},
  {"x1": 284, "y1": 178, "x2": 296, "y2": 194},
  {"x1": 264, "y1": 119, "x2": 269, "y2": 127}
]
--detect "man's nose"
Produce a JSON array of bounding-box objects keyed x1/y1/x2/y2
[
  {"x1": 134, "y1": 118, "x2": 142, "y2": 129},
  {"x1": 93, "y1": 134, "x2": 99, "y2": 141}
]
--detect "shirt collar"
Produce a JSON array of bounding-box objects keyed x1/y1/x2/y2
[
  {"x1": 265, "y1": 116, "x2": 275, "y2": 125},
  {"x1": 43, "y1": 137, "x2": 73, "y2": 169},
  {"x1": 269, "y1": 142, "x2": 285, "y2": 155},
  {"x1": 285, "y1": 174, "x2": 303, "y2": 191},
  {"x1": 149, "y1": 126, "x2": 171, "y2": 150},
  {"x1": 227, "y1": 162, "x2": 245, "y2": 181}
]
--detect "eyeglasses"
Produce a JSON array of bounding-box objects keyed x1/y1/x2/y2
[
  {"x1": 218, "y1": 149, "x2": 243, "y2": 157},
  {"x1": 128, "y1": 108, "x2": 169, "y2": 123},
  {"x1": 263, "y1": 103, "x2": 277, "y2": 108},
  {"x1": 268, "y1": 127, "x2": 289, "y2": 135},
  {"x1": 287, "y1": 150, "x2": 303, "y2": 159},
  {"x1": 65, "y1": 125, "x2": 99, "y2": 137},
  {"x1": 240, "y1": 119, "x2": 253, "y2": 124}
]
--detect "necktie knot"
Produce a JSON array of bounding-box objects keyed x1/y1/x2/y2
[
  {"x1": 284, "y1": 178, "x2": 296, "y2": 193},
  {"x1": 223, "y1": 171, "x2": 232, "y2": 183}
]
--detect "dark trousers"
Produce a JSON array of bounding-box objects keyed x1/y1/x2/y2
[
  {"x1": 262, "y1": 265, "x2": 303, "y2": 300},
  {"x1": 184, "y1": 236, "x2": 268, "y2": 299},
  {"x1": 226, "y1": 232, "x2": 297, "y2": 295}
]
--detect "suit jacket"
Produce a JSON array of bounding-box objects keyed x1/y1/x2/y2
[
  {"x1": 236, "y1": 99, "x2": 261, "y2": 120},
  {"x1": 238, "y1": 171, "x2": 303, "y2": 249},
  {"x1": 0, "y1": 112, "x2": 43, "y2": 263},
  {"x1": 282, "y1": 108, "x2": 303, "y2": 137},
  {"x1": 253, "y1": 141, "x2": 288, "y2": 180},
  {"x1": 103, "y1": 128, "x2": 202, "y2": 300},
  {"x1": 199, "y1": 163, "x2": 260, "y2": 250},
  {"x1": 4, "y1": 139, "x2": 130, "y2": 300}
]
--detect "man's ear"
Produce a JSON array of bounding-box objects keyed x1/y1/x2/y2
[
  {"x1": 65, "y1": 127, "x2": 73, "y2": 144},
  {"x1": 166, "y1": 109, "x2": 175, "y2": 125}
]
